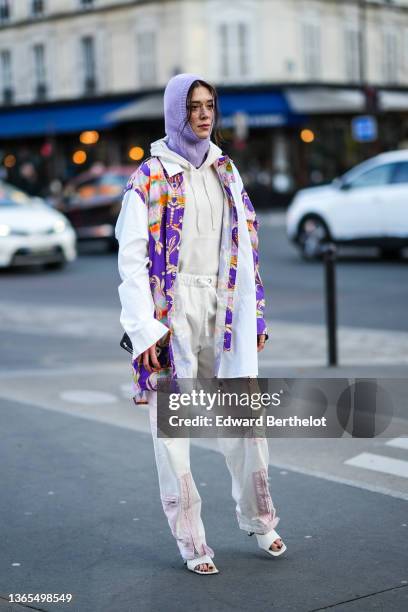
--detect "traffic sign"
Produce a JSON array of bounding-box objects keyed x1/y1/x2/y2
[{"x1": 351, "y1": 115, "x2": 378, "y2": 143}]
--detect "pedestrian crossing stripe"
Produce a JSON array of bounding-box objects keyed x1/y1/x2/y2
[
  {"x1": 386, "y1": 437, "x2": 408, "y2": 451},
  {"x1": 344, "y1": 452, "x2": 408, "y2": 479}
]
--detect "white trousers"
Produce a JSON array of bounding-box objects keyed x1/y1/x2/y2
[{"x1": 147, "y1": 272, "x2": 280, "y2": 561}]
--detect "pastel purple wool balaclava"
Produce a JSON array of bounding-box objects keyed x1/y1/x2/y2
[{"x1": 163, "y1": 73, "x2": 212, "y2": 169}]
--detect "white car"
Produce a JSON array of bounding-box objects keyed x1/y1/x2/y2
[
  {"x1": 286, "y1": 150, "x2": 408, "y2": 260},
  {"x1": 0, "y1": 182, "x2": 77, "y2": 268}
]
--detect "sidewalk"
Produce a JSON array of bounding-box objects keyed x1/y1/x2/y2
[
  {"x1": 1, "y1": 395, "x2": 407, "y2": 612},
  {"x1": 1, "y1": 299, "x2": 407, "y2": 369},
  {"x1": 261, "y1": 320, "x2": 408, "y2": 368}
]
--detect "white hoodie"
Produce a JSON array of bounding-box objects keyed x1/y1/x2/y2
[{"x1": 150, "y1": 137, "x2": 226, "y2": 275}]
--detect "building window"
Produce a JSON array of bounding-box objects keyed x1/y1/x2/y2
[
  {"x1": 81, "y1": 36, "x2": 97, "y2": 95},
  {"x1": 344, "y1": 24, "x2": 360, "y2": 82},
  {"x1": 0, "y1": 49, "x2": 13, "y2": 103},
  {"x1": 383, "y1": 28, "x2": 399, "y2": 83},
  {"x1": 136, "y1": 31, "x2": 157, "y2": 86},
  {"x1": 218, "y1": 22, "x2": 250, "y2": 80},
  {"x1": 219, "y1": 23, "x2": 229, "y2": 78},
  {"x1": 238, "y1": 23, "x2": 249, "y2": 78},
  {"x1": 0, "y1": 0, "x2": 10, "y2": 22},
  {"x1": 405, "y1": 29, "x2": 408, "y2": 74},
  {"x1": 33, "y1": 43, "x2": 47, "y2": 100},
  {"x1": 302, "y1": 19, "x2": 321, "y2": 79},
  {"x1": 31, "y1": 0, "x2": 44, "y2": 16}
]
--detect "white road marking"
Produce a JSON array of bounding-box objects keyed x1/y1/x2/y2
[
  {"x1": 59, "y1": 390, "x2": 118, "y2": 405},
  {"x1": 120, "y1": 383, "x2": 133, "y2": 398},
  {"x1": 344, "y1": 452, "x2": 408, "y2": 479},
  {"x1": 385, "y1": 437, "x2": 408, "y2": 450}
]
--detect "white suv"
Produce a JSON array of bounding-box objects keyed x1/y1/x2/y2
[{"x1": 286, "y1": 150, "x2": 408, "y2": 259}]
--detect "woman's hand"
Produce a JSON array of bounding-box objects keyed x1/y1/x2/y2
[
  {"x1": 257, "y1": 334, "x2": 267, "y2": 352},
  {"x1": 140, "y1": 343, "x2": 161, "y2": 373},
  {"x1": 139, "y1": 330, "x2": 171, "y2": 372}
]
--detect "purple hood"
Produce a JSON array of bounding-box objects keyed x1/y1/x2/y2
[{"x1": 163, "y1": 73, "x2": 212, "y2": 169}]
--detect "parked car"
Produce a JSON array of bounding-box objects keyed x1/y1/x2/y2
[
  {"x1": 286, "y1": 150, "x2": 408, "y2": 260},
  {"x1": 56, "y1": 166, "x2": 135, "y2": 251},
  {"x1": 0, "y1": 181, "x2": 76, "y2": 269}
]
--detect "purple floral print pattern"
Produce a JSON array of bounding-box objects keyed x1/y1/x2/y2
[{"x1": 123, "y1": 154, "x2": 267, "y2": 402}]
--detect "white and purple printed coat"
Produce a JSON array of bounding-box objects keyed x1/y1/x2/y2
[{"x1": 115, "y1": 139, "x2": 268, "y2": 404}]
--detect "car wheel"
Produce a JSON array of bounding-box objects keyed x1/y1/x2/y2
[
  {"x1": 107, "y1": 238, "x2": 118, "y2": 253},
  {"x1": 380, "y1": 247, "x2": 402, "y2": 260},
  {"x1": 44, "y1": 260, "x2": 66, "y2": 270},
  {"x1": 297, "y1": 216, "x2": 330, "y2": 260}
]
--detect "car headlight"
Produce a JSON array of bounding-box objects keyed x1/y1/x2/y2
[
  {"x1": 53, "y1": 219, "x2": 67, "y2": 233},
  {"x1": 0, "y1": 224, "x2": 10, "y2": 237}
]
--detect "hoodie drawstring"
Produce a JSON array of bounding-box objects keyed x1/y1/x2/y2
[
  {"x1": 189, "y1": 174, "x2": 201, "y2": 233},
  {"x1": 190, "y1": 166, "x2": 217, "y2": 233},
  {"x1": 203, "y1": 174, "x2": 216, "y2": 231},
  {"x1": 150, "y1": 139, "x2": 222, "y2": 235}
]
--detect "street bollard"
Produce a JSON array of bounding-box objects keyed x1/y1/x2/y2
[{"x1": 321, "y1": 243, "x2": 338, "y2": 366}]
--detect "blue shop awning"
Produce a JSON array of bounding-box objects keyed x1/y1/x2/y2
[
  {"x1": 219, "y1": 91, "x2": 292, "y2": 127},
  {"x1": 0, "y1": 90, "x2": 305, "y2": 139},
  {"x1": 107, "y1": 90, "x2": 304, "y2": 128},
  {"x1": 220, "y1": 91, "x2": 290, "y2": 115},
  {"x1": 0, "y1": 98, "x2": 132, "y2": 139}
]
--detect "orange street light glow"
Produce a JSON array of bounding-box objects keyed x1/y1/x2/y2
[
  {"x1": 301, "y1": 129, "x2": 315, "y2": 143},
  {"x1": 4, "y1": 154, "x2": 16, "y2": 168},
  {"x1": 129, "y1": 146, "x2": 144, "y2": 161},
  {"x1": 73, "y1": 150, "x2": 87, "y2": 164},
  {"x1": 80, "y1": 130, "x2": 99, "y2": 145}
]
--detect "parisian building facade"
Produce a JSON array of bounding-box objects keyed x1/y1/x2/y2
[{"x1": 1, "y1": 0, "x2": 408, "y2": 204}]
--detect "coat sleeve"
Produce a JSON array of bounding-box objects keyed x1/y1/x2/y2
[
  {"x1": 115, "y1": 187, "x2": 169, "y2": 360},
  {"x1": 231, "y1": 162, "x2": 268, "y2": 339}
]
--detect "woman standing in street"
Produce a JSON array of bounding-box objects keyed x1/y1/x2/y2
[{"x1": 115, "y1": 73, "x2": 286, "y2": 575}]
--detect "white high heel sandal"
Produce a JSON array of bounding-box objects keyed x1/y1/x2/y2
[
  {"x1": 248, "y1": 528, "x2": 287, "y2": 557},
  {"x1": 184, "y1": 554, "x2": 219, "y2": 575}
]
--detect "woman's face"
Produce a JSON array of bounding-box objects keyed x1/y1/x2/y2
[{"x1": 188, "y1": 85, "x2": 214, "y2": 139}]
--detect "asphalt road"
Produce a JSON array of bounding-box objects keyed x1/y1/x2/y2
[
  {"x1": 0, "y1": 212, "x2": 407, "y2": 332},
  {"x1": 0, "y1": 213, "x2": 407, "y2": 611}
]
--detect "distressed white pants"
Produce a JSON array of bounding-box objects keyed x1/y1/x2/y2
[{"x1": 147, "y1": 272, "x2": 280, "y2": 561}]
